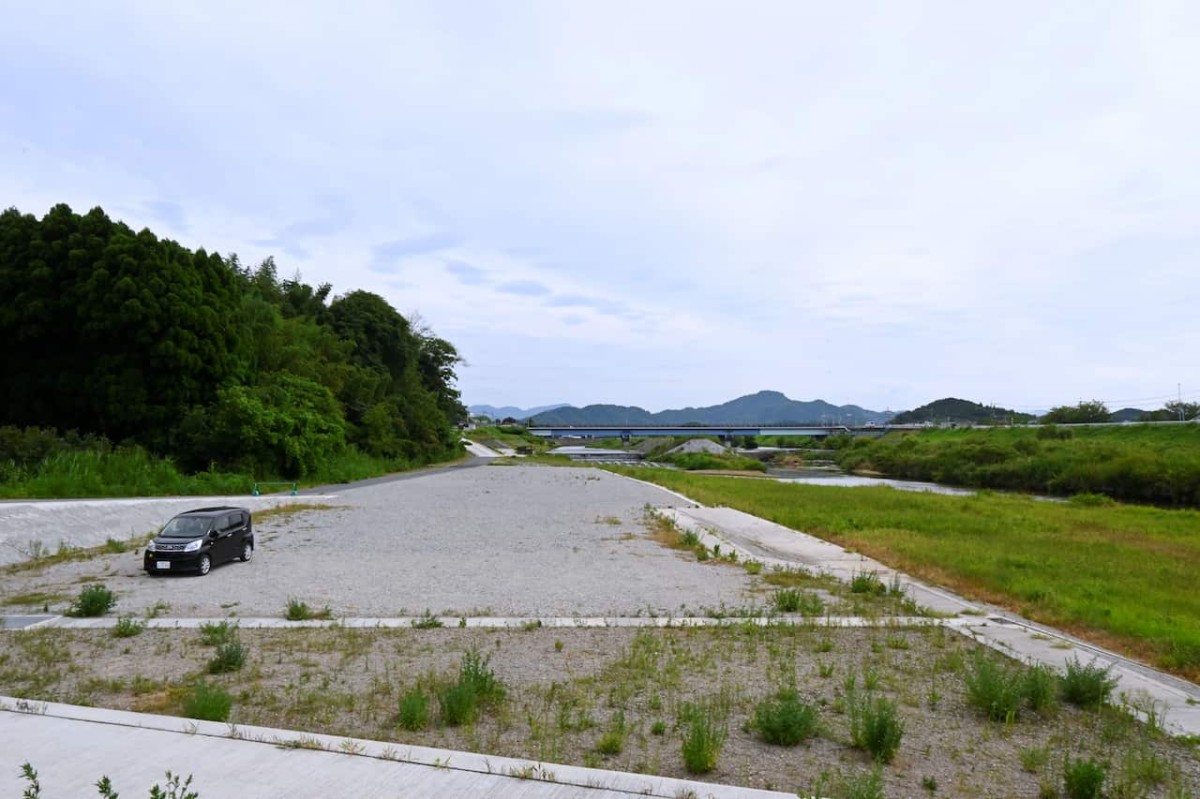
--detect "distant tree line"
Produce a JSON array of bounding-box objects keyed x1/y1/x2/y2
[
  {"x1": 0, "y1": 204, "x2": 466, "y2": 479},
  {"x1": 1042, "y1": 400, "x2": 1200, "y2": 424}
]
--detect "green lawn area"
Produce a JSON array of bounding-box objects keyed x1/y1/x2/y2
[{"x1": 615, "y1": 468, "x2": 1200, "y2": 680}]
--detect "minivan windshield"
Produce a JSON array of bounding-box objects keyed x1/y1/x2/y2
[{"x1": 159, "y1": 517, "x2": 210, "y2": 538}]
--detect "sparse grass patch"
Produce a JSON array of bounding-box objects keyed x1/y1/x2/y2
[
  {"x1": 198, "y1": 620, "x2": 238, "y2": 647},
  {"x1": 253, "y1": 503, "x2": 339, "y2": 523},
  {"x1": 284, "y1": 598, "x2": 332, "y2": 621},
  {"x1": 595, "y1": 710, "x2": 626, "y2": 755},
  {"x1": 412, "y1": 610, "x2": 444, "y2": 629},
  {"x1": 773, "y1": 588, "x2": 824, "y2": 615},
  {"x1": 112, "y1": 617, "x2": 146, "y2": 638},
  {"x1": 1, "y1": 591, "x2": 66, "y2": 607}
]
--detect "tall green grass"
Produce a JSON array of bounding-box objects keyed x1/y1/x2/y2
[
  {"x1": 614, "y1": 468, "x2": 1200, "y2": 679},
  {"x1": 836, "y1": 424, "x2": 1200, "y2": 507},
  {"x1": 0, "y1": 448, "x2": 251, "y2": 498},
  {"x1": 0, "y1": 438, "x2": 457, "y2": 499}
]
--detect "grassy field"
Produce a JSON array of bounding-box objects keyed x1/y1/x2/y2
[
  {"x1": 612, "y1": 468, "x2": 1200, "y2": 680},
  {"x1": 834, "y1": 423, "x2": 1200, "y2": 507}
]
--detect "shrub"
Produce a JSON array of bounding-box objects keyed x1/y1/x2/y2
[
  {"x1": 68, "y1": 584, "x2": 117, "y2": 617},
  {"x1": 181, "y1": 681, "x2": 232, "y2": 722},
  {"x1": 207, "y1": 642, "x2": 247, "y2": 674},
  {"x1": 398, "y1": 688, "x2": 430, "y2": 731},
  {"x1": 1022, "y1": 664, "x2": 1059, "y2": 713},
  {"x1": 1063, "y1": 756, "x2": 1106, "y2": 799},
  {"x1": 751, "y1": 690, "x2": 819, "y2": 746},
  {"x1": 1060, "y1": 658, "x2": 1117, "y2": 709},
  {"x1": 112, "y1": 617, "x2": 146, "y2": 638},
  {"x1": 459, "y1": 649, "x2": 505, "y2": 705},
  {"x1": 849, "y1": 693, "x2": 904, "y2": 764},
  {"x1": 964, "y1": 653, "x2": 1026, "y2": 722}
]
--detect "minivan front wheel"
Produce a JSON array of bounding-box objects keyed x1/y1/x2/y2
[
  {"x1": 197, "y1": 554, "x2": 211, "y2": 576},
  {"x1": 240, "y1": 541, "x2": 253, "y2": 562}
]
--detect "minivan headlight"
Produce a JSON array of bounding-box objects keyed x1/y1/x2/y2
[{"x1": 183, "y1": 539, "x2": 203, "y2": 552}]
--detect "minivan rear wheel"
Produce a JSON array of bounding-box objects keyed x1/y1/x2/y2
[
  {"x1": 240, "y1": 541, "x2": 253, "y2": 562},
  {"x1": 197, "y1": 554, "x2": 211, "y2": 576}
]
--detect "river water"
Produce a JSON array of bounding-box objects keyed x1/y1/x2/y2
[{"x1": 767, "y1": 468, "x2": 974, "y2": 496}]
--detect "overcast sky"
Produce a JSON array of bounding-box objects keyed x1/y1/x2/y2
[{"x1": 4, "y1": 1, "x2": 1198, "y2": 413}]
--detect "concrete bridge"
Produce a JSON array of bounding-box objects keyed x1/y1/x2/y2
[{"x1": 527, "y1": 424, "x2": 922, "y2": 441}]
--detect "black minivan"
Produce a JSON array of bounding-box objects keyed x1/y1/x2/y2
[{"x1": 143, "y1": 506, "x2": 254, "y2": 576}]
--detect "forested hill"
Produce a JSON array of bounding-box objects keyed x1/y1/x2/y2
[
  {"x1": 0, "y1": 203, "x2": 466, "y2": 478},
  {"x1": 889, "y1": 398, "x2": 1033, "y2": 425}
]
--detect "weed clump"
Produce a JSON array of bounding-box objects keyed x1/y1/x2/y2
[
  {"x1": 849, "y1": 571, "x2": 886, "y2": 596},
  {"x1": 198, "y1": 620, "x2": 238, "y2": 646},
  {"x1": 1060, "y1": 658, "x2": 1117, "y2": 709},
  {"x1": 679, "y1": 702, "x2": 726, "y2": 774},
  {"x1": 67, "y1": 584, "x2": 116, "y2": 617},
  {"x1": 964, "y1": 653, "x2": 1059, "y2": 721},
  {"x1": 181, "y1": 681, "x2": 232, "y2": 722},
  {"x1": 438, "y1": 683, "x2": 477, "y2": 726},
  {"x1": 773, "y1": 588, "x2": 824, "y2": 616},
  {"x1": 207, "y1": 641, "x2": 247, "y2": 674},
  {"x1": 112, "y1": 617, "x2": 145, "y2": 638},
  {"x1": 848, "y1": 693, "x2": 904, "y2": 764},
  {"x1": 284, "y1": 598, "x2": 332, "y2": 621},
  {"x1": 438, "y1": 649, "x2": 505, "y2": 727},
  {"x1": 750, "y1": 689, "x2": 819, "y2": 746},
  {"x1": 595, "y1": 711, "x2": 626, "y2": 755},
  {"x1": 398, "y1": 688, "x2": 430, "y2": 731},
  {"x1": 1063, "y1": 756, "x2": 1107, "y2": 799}
]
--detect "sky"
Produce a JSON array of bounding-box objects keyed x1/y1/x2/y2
[{"x1": 3, "y1": 1, "x2": 1199, "y2": 414}]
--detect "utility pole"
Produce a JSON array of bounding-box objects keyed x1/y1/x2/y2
[{"x1": 1180, "y1": 383, "x2": 1185, "y2": 422}]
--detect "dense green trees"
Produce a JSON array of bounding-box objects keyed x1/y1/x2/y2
[
  {"x1": 0, "y1": 204, "x2": 465, "y2": 481},
  {"x1": 1041, "y1": 401, "x2": 1111, "y2": 424}
]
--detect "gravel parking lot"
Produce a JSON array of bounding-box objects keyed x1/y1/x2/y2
[{"x1": 1, "y1": 465, "x2": 760, "y2": 618}]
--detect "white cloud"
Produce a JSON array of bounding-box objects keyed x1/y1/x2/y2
[{"x1": 2, "y1": 1, "x2": 1198, "y2": 411}]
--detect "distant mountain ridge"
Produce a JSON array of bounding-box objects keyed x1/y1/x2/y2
[
  {"x1": 521, "y1": 391, "x2": 895, "y2": 426},
  {"x1": 469, "y1": 403, "x2": 571, "y2": 420}
]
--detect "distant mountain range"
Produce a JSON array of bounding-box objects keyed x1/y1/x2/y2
[
  {"x1": 469, "y1": 403, "x2": 571, "y2": 420},
  {"x1": 472, "y1": 391, "x2": 895, "y2": 425}
]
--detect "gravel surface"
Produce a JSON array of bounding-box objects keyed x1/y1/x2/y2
[{"x1": 0, "y1": 465, "x2": 759, "y2": 619}]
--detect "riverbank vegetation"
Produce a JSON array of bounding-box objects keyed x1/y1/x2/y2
[
  {"x1": 609, "y1": 469, "x2": 1200, "y2": 680},
  {"x1": 832, "y1": 424, "x2": 1200, "y2": 507},
  {"x1": 0, "y1": 204, "x2": 467, "y2": 496}
]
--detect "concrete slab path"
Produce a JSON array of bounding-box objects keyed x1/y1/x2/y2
[{"x1": 0, "y1": 697, "x2": 791, "y2": 799}]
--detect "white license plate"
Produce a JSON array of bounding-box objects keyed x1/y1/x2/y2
[{"x1": 156, "y1": 561, "x2": 171, "y2": 570}]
